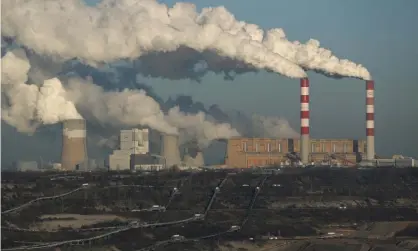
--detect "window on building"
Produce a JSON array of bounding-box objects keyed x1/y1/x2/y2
[
  {"x1": 255, "y1": 143, "x2": 259, "y2": 152},
  {"x1": 267, "y1": 143, "x2": 271, "y2": 152},
  {"x1": 311, "y1": 143, "x2": 316, "y2": 153},
  {"x1": 343, "y1": 143, "x2": 348, "y2": 153},
  {"x1": 322, "y1": 143, "x2": 326, "y2": 153},
  {"x1": 242, "y1": 142, "x2": 247, "y2": 152},
  {"x1": 332, "y1": 143, "x2": 337, "y2": 153},
  {"x1": 278, "y1": 143, "x2": 282, "y2": 153}
]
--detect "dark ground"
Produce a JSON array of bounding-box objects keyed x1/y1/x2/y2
[{"x1": 1, "y1": 167, "x2": 418, "y2": 251}]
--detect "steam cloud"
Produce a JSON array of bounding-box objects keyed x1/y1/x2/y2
[
  {"x1": 65, "y1": 77, "x2": 240, "y2": 143},
  {"x1": 2, "y1": 0, "x2": 370, "y2": 80},
  {"x1": 1, "y1": 0, "x2": 372, "y2": 151},
  {"x1": 1, "y1": 49, "x2": 240, "y2": 145},
  {"x1": 250, "y1": 115, "x2": 299, "y2": 138},
  {"x1": 1, "y1": 49, "x2": 82, "y2": 133}
]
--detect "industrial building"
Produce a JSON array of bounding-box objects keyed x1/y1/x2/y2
[
  {"x1": 109, "y1": 128, "x2": 150, "y2": 170},
  {"x1": 108, "y1": 131, "x2": 205, "y2": 171},
  {"x1": 130, "y1": 154, "x2": 163, "y2": 171},
  {"x1": 14, "y1": 161, "x2": 39, "y2": 172},
  {"x1": 225, "y1": 138, "x2": 367, "y2": 168}
]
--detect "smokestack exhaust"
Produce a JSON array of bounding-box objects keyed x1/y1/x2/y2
[
  {"x1": 61, "y1": 119, "x2": 87, "y2": 171},
  {"x1": 300, "y1": 78, "x2": 310, "y2": 165},
  {"x1": 366, "y1": 80, "x2": 375, "y2": 161}
]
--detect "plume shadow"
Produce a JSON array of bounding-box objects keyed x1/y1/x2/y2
[{"x1": 134, "y1": 46, "x2": 258, "y2": 81}]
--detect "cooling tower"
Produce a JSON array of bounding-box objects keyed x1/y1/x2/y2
[
  {"x1": 183, "y1": 151, "x2": 204, "y2": 167},
  {"x1": 366, "y1": 80, "x2": 375, "y2": 161},
  {"x1": 161, "y1": 134, "x2": 181, "y2": 168},
  {"x1": 183, "y1": 154, "x2": 192, "y2": 166},
  {"x1": 61, "y1": 119, "x2": 87, "y2": 171},
  {"x1": 300, "y1": 78, "x2": 310, "y2": 165},
  {"x1": 194, "y1": 151, "x2": 204, "y2": 166}
]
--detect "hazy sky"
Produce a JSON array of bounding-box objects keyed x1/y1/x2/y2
[{"x1": 2, "y1": 0, "x2": 417, "y2": 166}]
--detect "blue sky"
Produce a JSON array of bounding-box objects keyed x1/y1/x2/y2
[{"x1": 81, "y1": 0, "x2": 418, "y2": 158}]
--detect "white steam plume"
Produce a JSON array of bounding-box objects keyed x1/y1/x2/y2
[
  {"x1": 166, "y1": 107, "x2": 240, "y2": 147},
  {"x1": 1, "y1": 49, "x2": 240, "y2": 144},
  {"x1": 65, "y1": 78, "x2": 240, "y2": 144},
  {"x1": 1, "y1": 0, "x2": 371, "y2": 80},
  {"x1": 1, "y1": 49, "x2": 82, "y2": 133},
  {"x1": 263, "y1": 30, "x2": 371, "y2": 80},
  {"x1": 251, "y1": 115, "x2": 299, "y2": 138},
  {"x1": 1, "y1": 0, "x2": 305, "y2": 78},
  {"x1": 65, "y1": 77, "x2": 179, "y2": 134}
]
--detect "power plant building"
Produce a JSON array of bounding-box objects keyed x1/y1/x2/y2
[
  {"x1": 225, "y1": 138, "x2": 367, "y2": 168},
  {"x1": 109, "y1": 129, "x2": 150, "y2": 170},
  {"x1": 15, "y1": 161, "x2": 39, "y2": 172},
  {"x1": 130, "y1": 154, "x2": 163, "y2": 171}
]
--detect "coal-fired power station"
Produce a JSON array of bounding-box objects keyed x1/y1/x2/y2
[
  {"x1": 298, "y1": 78, "x2": 376, "y2": 165},
  {"x1": 161, "y1": 134, "x2": 181, "y2": 168},
  {"x1": 61, "y1": 119, "x2": 88, "y2": 171}
]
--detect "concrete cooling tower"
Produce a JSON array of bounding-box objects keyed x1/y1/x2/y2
[
  {"x1": 183, "y1": 152, "x2": 204, "y2": 167},
  {"x1": 161, "y1": 134, "x2": 181, "y2": 168},
  {"x1": 194, "y1": 151, "x2": 204, "y2": 166},
  {"x1": 183, "y1": 142, "x2": 205, "y2": 167},
  {"x1": 61, "y1": 119, "x2": 87, "y2": 171}
]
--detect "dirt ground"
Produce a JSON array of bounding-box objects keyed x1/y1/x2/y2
[
  {"x1": 31, "y1": 214, "x2": 128, "y2": 230},
  {"x1": 353, "y1": 221, "x2": 415, "y2": 239},
  {"x1": 219, "y1": 240, "x2": 293, "y2": 251}
]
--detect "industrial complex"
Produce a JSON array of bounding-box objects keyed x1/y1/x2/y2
[
  {"x1": 51, "y1": 78, "x2": 414, "y2": 172},
  {"x1": 58, "y1": 120, "x2": 371, "y2": 171},
  {"x1": 56, "y1": 117, "x2": 207, "y2": 171}
]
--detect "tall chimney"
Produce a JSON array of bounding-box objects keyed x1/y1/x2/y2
[
  {"x1": 161, "y1": 134, "x2": 181, "y2": 168},
  {"x1": 366, "y1": 80, "x2": 375, "y2": 161},
  {"x1": 300, "y1": 78, "x2": 310, "y2": 165},
  {"x1": 61, "y1": 119, "x2": 87, "y2": 171}
]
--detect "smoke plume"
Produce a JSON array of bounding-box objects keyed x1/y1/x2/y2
[
  {"x1": 166, "y1": 106, "x2": 240, "y2": 146},
  {"x1": 250, "y1": 115, "x2": 299, "y2": 138},
  {"x1": 1, "y1": 49, "x2": 81, "y2": 133},
  {"x1": 1, "y1": 0, "x2": 371, "y2": 80},
  {"x1": 65, "y1": 77, "x2": 178, "y2": 134},
  {"x1": 164, "y1": 95, "x2": 298, "y2": 140},
  {"x1": 263, "y1": 30, "x2": 371, "y2": 80},
  {"x1": 1, "y1": 49, "x2": 240, "y2": 146},
  {"x1": 1, "y1": 0, "x2": 304, "y2": 78},
  {"x1": 65, "y1": 77, "x2": 240, "y2": 145}
]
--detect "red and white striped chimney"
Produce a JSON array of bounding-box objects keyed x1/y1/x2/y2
[
  {"x1": 300, "y1": 78, "x2": 310, "y2": 165},
  {"x1": 366, "y1": 80, "x2": 375, "y2": 161}
]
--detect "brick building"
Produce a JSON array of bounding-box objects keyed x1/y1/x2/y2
[{"x1": 225, "y1": 138, "x2": 367, "y2": 168}]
